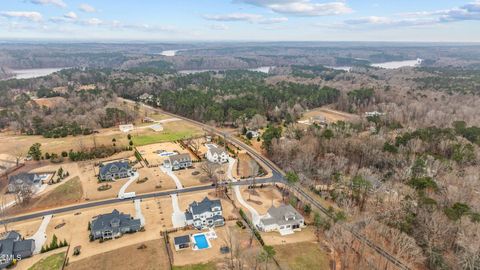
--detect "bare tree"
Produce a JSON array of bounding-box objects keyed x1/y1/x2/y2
[
  {"x1": 248, "y1": 159, "x2": 259, "y2": 200},
  {"x1": 201, "y1": 161, "x2": 218, "y2": 180},
  {"x1": 186, "y1": 138, "x2": 201, "y2": 156}
]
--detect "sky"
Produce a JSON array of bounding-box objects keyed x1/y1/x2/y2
[{"x1": 0, "y1": 0, "x2": 479, "y2": 42}]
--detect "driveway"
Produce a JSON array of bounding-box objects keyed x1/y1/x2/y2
[
  {"x1": 118, "y1": 172, "x2": 139, "y2": 198},
  {"x1": 29, "y1": 214, "x2": 52, "y2": 254},
  {"x1": 160, "y1": 166, "x2": 183, "y2": 189},
  {"x1": 170, "y1": 194, "x2": 186, "y2": 228}
]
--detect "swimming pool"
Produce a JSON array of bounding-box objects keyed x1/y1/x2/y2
[{"x1": 193, "y1": 234, "x2": 209, "y2": 250}]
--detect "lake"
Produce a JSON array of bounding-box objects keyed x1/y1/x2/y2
[
  {"x1": 371, "y1": 58, "x2": 422, "y2": 69},
  {"x1": 10, "y1": 67, "x2": 66, "y2": 79},
  {"x1": 160, "y1": 50, "x2": 178, "y2": 57},
  {"x1": 178, "y1": 66, "x2": 274, "y2": 75}
]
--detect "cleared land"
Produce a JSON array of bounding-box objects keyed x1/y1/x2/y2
[
  {"x1": 274, "y1": 242, "x2": 330, "y2": 270},
  {"x1": 299, "y1": 107, "x2": 359, "y2": 125},
  {"x1": 65, "y1": 239, "x2": 169, "y2": 270},
  {"x1": 132, "y1": 121, "x2": 203, "y2": 146}
]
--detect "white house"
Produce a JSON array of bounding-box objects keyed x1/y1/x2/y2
[
  {"x1": 206, "y1": 145, "x2": 229, "y2": 164},
  {"x1": 185, "y1": 197, "x2": 225, "y2": 230},
  {"x1": 257, "y1": 204, "x2": 305, "y2": 236}
]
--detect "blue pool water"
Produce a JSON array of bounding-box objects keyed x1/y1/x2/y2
[{"x1": 194, "y1": 234, "x2": 209, "y2": 249}]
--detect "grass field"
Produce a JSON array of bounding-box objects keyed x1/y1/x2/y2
[
  {"x1": 172, "y1": 262, "x2": 217, "y2": 270},
  {"x1": 274, "y1": 242, "x2": 330, "y2": 270},
  {"x1": 132, "y1": 121, "x2": 203, "y2": 146},
  {"x1": 28, "y1": 252, "x2": 65, "y2": 270}
]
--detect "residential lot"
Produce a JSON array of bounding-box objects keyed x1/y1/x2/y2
[{"x1": 238, "y1": 185, "x2": 285, "y2": 215}]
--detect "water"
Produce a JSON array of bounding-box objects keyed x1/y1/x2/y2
[
  {"x1": 160, "y1": 50, "x2": 178, "y2": 57},
  {"x1": 193, "y1": 234, "x2": 209, "y2": 249},
  {"x1": 10, "y1": 67, "x2": 66, "y2": 79},
  {"x1": 371, "y1": 58, "x2": 422, "y2": 69},
  {"x1": 178, "y1": 66, "x2": 274, "y2": 75}
]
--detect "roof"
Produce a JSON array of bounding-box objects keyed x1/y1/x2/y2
[
  {"x1": 91, "y1": 209, "x2": 140, "y2": 232},
  {"x1": 4, "y1": 231, "x2": 21, "y2": 240},
  {"x1": 261, "y1": 205, "x2": 304, "y2": 226},
  {"x1": 13, "y1": 239, "x2": 34, "y2": 253},
  {"x1": 8, "y1": 173, "x2": 40, "y2": 186},
  {"x1": 174, "y1": 235, "x2": 190, "y2": 245},
  {"x1": 208, "y1": 147, "x2": 227, "y2": 156},
  {"x1": 99, "y1": 161, "x2": 130, "y2": 176},
  {"x1": 0, "y1": 231, "x2": 34, "y2": 257},
  {"x1": 169, "y1": 153, "x2": 191, "y2": 163},
  {"x1": 188, "y1": 197, "x2": 222, "y2": 216}
]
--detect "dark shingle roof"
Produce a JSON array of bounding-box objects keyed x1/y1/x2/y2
[
  {"x1": 188, "y1": 197, "x2": 222, "y2": 215},
  {"x1": 174, "y1": 235, "x2": 190, "y2": 245},
  {"x1": 99, "y1": 161, "x2": 130, "y2": 177},
  {"x1": 8, "y1": 173, "x2": 40, "y2": 186},
  {"x1": 91, "y1": 209, "x2": 140, "y2": 232}
]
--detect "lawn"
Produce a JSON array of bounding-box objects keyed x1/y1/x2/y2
[
  {"x1": 35, "y1": 177, "x2": 83, "y2": 209},
  {"x1": 274, "y1": 242, "x2": 330, "y2": 270},
  {"x1": 172, "y1": 262, "x2": 217, "y2": 270},
  {"x1": 28, "y1": 252, "x2": 65, "y2": 270},
  {"x1": 132, "y1": 121, "x2": 203, "y2": 146}
]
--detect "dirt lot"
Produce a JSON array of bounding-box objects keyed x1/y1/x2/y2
[
  {"x1": 65, "y1": 239, "x2": 170, "y2": 270},
  {"x1": 239, "y1": 185, "x2": 284, "y2": 215},
  {"x1": 274, "y1": 241, "x2": 330, "y2": 270},
  {"x1": 235, "y1": 152, "x2": 258, "y2": 178},
  {"x1": 136, "y1": 141, "x2": 193, "y2": 166},
  {"x1": 299, "y1": 107, "x2": 360, "y2": 125}
]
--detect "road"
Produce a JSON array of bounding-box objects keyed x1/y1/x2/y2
[
  {"x1": 127, "y1": 100, "x2": 411, "y2": 270},
  {"x1": 1, "y1": 99, "x2": 410, "y2": 270},
  {"x1": 0, "y1": 178, "x2": 273, "y2": 225}
]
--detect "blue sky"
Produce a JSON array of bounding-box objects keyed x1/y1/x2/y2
[{"x1": 0, "y1": 0, "x2": 479, "y2": 41}]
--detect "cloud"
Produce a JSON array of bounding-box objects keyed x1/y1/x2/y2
[
  {"x1": 203, "y1": 13, "x2": 287, "y2": 24},
  {"x1": 79, "y1": 3, "x2": 96, "y2": 13},
  {"x1": 235, "y1": 0, "x2": 352, "y2": 16},
  {"x1": 342, "y1": 1, "x2": 480, "y2": 28},
  {"x1": 0, "y1": 11, "x2": 43, "y2": 22},
  {"x1": 30, "y1": 0, "x2": 66, "y2": 8},
  {"x1": 64, "y1": 11, "x2": 78, "y2": 20},
  {"x1": 209, "y1": 24, "x2": 229, "y2": 30},
  {"x1": 84, "y1": 18, "x2": 102, "y2": 26}
]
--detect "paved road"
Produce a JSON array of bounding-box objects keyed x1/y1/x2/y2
[{"x1": 0, "y1": 178, "x2": 273, "y2": 225}]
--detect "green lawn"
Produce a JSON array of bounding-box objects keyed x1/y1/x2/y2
[
  {"x1": 28, "y1": 252, "x2": 65, "y2": 270},
  {"x1": 274, "y1": 242, "x2": 330, "y2": 270},
  {"x1": 132, "y1": 131, "x2": 196, "y2": 146},
  {"x1": 172, "y1": 262, "x2": 217, "y2": 270}
]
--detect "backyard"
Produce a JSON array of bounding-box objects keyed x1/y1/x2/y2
[{"x1": 27, "y1": 252, "x2": 66, "y2": 270}]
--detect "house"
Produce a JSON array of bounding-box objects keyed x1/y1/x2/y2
[
  {"x1": 185, "y1": 197, "x2": 225, "y2": 230},
  {"x1": 257, "y1": 205, "x2": 305, "y2": 235},
  {"x1": 206, "y1": 145, "x2": 229, "y2": 164},
  {"x1": 365, "y1": 111, "x2": 385, "y2": 117},
  {"x1": 98, "y1": 161, "x2": 132, "y2": 181},
  {"x1": 246, "y1": 130, "x2": 260, "y2": 138},
  {"x1": 89, "y1": 209, "x2": 142, "y2": 241},
  {"x1": 0, "y1": 231, "x2": 35, "y2": 269},
  {"x1": 173, "y1": 235, "x2": 191, "y2": 251},
  {"x1": 7, "y1": 173, "x2": 43, "y2": 193},
  {"x1": 163, "y1": 153, "x2": 192, "y2": 171}
]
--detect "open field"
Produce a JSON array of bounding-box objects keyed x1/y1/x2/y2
[
  {"x1": 274, "y1": 241, "x2": 330, "y2": 270},
  {"x1": 132, "y1": 121, "x2": 203, "y2": 146},
  {"x1": 31, "y1": 177, "x2": 83, "y2": 210},
  {"x1": 65, "y1": 239, "x2": 170, "y2": 270},
  {"x1": 299, "y1": 107, "x2": 360, "y2": 125}
]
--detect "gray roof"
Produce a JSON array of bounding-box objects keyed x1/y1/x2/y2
[
  {"x1": 174, "y1": 235, "x2": 190, "y2": 245},
  {"x1": 169, "y1": 153, "x2": 191, "y2": 163},
  {"x1": 188, "y1": 197, "x2": 222, "y2": 215},
  {"x1": 91, "y1": 209, "x2": 140, "y2": 232},
  {"x1": 0, "y1": 231, "x2": 34, "y2": 258},
  {"x1": 261, "y1": 205, "x2": 304, "y2": 226},
  {"x1": 208, "y1": 147, "x2": 227, "y2": 156},
  {"x1": 99, "y1": 161, "x2": 130, "y2": 177},
  {"x1": 8, "y1": 173, "x2": 40, "y2": 186}
]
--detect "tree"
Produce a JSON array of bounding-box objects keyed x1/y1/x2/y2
[
  {"x1": 248, "y1": 159, "x2": 259, "y2": 200},
  {"x1": 57, "y1": 167, "x2": 64, "y2": 180},
  {"x1": 28, "y1": 143, "x2": 42, "y2": 161},
  {"x1": 284, "y1": 171, "x2": 299, "y2": 202},
  {"x1": 261, "y1": 245, "x2": 276, "y2": 270},
  {"x1": 186, "y1": 138, "x2": 201, "y2": 155}
]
